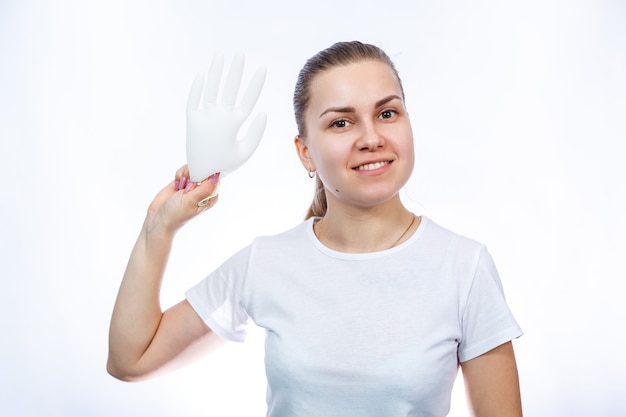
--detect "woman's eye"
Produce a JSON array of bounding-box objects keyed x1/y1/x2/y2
[
  {"x1": 331, "y1": 119, "x2": 350, "y2": 128},
  {"x1": 379, "y1": 110, "x2": 397, "y2": 119}
]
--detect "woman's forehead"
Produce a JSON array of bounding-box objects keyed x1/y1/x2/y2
[{"x1": 308, "y1": 61, "x2": 402, "y2": 108}]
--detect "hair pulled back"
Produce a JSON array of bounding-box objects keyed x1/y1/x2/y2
[{"x1": 293, "y1": 41, "x2": 405, "y2": 220}]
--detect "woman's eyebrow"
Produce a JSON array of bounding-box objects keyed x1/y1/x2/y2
[
  {"x1": 319, "y1": 95, "x2": 402, "y2": 118},
  {"x1": 319, "y1": 106, "x2": 355, "y2": 118},
  {"x1": 375, "y1": 94, "x2": 402, "y2": 108}
]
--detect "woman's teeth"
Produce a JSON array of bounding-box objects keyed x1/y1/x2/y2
[{"x1": 356, "y1": 161, "x2": 388, "y2": 171}]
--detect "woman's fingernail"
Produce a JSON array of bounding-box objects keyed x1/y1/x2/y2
[
  {"x1": 174, "y1": 180, "x2": 180, "y2": 191},
  {"x1": 209, "y1": 172, "x2": 221, "y2": 184},
  {"x1": 179, "y1": 177, "x2": 188, "y2": 189}
]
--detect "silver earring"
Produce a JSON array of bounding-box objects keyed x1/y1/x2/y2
[{"x1": 308, "y1": 169, "x2": 316, "y2": 179}]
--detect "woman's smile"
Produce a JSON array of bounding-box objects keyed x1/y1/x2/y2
[{"x1": 353, "y1": 160, "x2": 392, "y2": 172}]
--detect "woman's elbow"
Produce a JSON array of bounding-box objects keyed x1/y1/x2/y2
[{"x1": 106, "y1": 357, "x2": 149, "y2": 382}]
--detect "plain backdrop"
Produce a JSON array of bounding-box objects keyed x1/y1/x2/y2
[{"x1": 1, "y1": 1, "x2": 625, "y2": 416}]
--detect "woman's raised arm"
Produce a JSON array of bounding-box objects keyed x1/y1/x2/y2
[{"x1": 107, "y1": 168, "x2": 224, "y2": 381}]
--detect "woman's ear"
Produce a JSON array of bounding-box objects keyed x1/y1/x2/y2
[{"x1": 294, "y1": 135, "x2": 314, "y2": 171}]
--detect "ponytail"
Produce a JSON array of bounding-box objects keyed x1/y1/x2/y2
[{"x1": 305, "y1": 176, "x2": 327, "y2": 220}]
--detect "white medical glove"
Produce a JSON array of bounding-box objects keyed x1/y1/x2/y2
[{"x1": 186, "y1": 54, "x2": 267, "y2": 182}]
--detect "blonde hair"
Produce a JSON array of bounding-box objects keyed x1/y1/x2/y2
[{"x1": 293, "y1": 41, "x2": 404, "y2": 219}]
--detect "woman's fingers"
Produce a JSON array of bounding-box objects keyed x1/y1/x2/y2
[
  {"x1": 196, "y1": 193, "x2": 219, "y2": 209},
  {"x1": 174, "y1": 165, "x2": 192, "y2": 191},
  {"x1": 172, "y1": 166, "x2": 221, "y2": 210},
  {"x1": 197, "y1": 182, "x2": 220, "y2": 207},
  {"x1": 187, "y1": 172, "x2": 221, "y2": 209}
]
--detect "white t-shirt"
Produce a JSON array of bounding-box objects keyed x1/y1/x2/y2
[{"x1": 186, "y1": 216, "x2": 522, "y2": 417}]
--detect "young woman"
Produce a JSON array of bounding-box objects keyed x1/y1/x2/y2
[{"x1": 108, "y1": 41, "x2": 523, "y2": 416}]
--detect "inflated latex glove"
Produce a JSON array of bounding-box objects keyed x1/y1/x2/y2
[{"x1": 186, "y1": 54, "x2": 267, "y2": 183}]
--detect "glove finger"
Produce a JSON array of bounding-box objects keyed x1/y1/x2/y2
[
  {"x1": 202, "y1": 53, "x2": 224, "y2": 106},
  {"x1": 238, "y1": 112, "x2": 267, "y2": 157},
  {"x1": 221, "y1": 53, "x2": 244, "y2": 107},
  {"x1": 186, "y1": 72, "x2": 204, "y2": 111},
  {"x1": 237, "y1": 65, "x2": 266, "y2": 116}
]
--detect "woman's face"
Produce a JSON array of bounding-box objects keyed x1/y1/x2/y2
[{"x1": 296, "y1": 60, "x2": 414, "y2": 210}]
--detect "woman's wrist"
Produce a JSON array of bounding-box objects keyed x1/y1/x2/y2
[{"x1": 142, "y1": 214, "x2": 178, "y2": 246}]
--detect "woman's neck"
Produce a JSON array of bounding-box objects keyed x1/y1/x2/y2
[{"x1": 313, "y1": 198, "x2": 420, "y2": 253}]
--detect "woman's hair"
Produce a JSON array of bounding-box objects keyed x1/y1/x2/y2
[{"x1": 293, "y1": 41, "x2": 405, "y2": 220}]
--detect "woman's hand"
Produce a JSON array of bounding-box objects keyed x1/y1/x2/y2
[{"x1": 145, "y1": 165, "x2": 221, "y2": 235}]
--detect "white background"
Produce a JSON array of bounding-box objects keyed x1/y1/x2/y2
[{"x1": 1, "y1": 1, "x2": 625, "y2": 416}]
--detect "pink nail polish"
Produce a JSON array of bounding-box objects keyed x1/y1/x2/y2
[
  {"x1": 179, "y1": 177, "x2": 187, "y2": 189},
  {"x1": 174, "y1": 180, "x2": 180, "y2": 191},
  {"x1": 209, "y1": 172, "x2": 221, "y2": 184},
  {"x1": 183, "y1": 182, "x2": 194, "y2": 194}
]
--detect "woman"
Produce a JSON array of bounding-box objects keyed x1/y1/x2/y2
[{"x1": 108, "y1": 41, "x2": 523, "y2": 416}]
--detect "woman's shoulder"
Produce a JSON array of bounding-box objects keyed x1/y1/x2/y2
[
  {"x1": 419, "y1": 216, "x2": 487, "y2": 253},
  {"x1": 251, "y1": 218, "x2": 312, "y2": 247}
]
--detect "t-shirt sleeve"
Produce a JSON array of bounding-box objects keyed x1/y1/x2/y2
[
  {"x1": 185, "y1": 245, "x2": 252, "y2": 343},
  {"x1": 458, "y1": 245, "x2": 523, "y2": 362}
]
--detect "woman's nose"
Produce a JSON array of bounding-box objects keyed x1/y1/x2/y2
[{"x1": 356, "y1": 121, "x2": 385, "y2": 151}]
